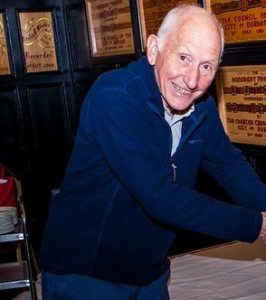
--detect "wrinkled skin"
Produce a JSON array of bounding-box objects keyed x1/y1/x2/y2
[{"x1": 147, "y1": 11, "x2": 221, "y2": 113}]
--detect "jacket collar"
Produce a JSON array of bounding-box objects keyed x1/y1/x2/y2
[{"x1": 137, "y1": 56, "x2": 165, "y2": 118}]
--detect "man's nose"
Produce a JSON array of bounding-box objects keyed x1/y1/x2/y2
[{"x1": 184, "y1": 67, "x2": 199, "y2": 90}]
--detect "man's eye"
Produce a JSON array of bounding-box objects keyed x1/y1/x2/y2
[
  {"x1": 201, "y1": 64, "x2": 213, "y2": 74},
  {"x1": 203, "y1": 64, "x2": 211, "y2": 70},
  {"x1": 179, "y1": 55, "x2": 189, "y2": 63}
]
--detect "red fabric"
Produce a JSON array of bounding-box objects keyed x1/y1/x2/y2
[{"x1": 0, "y1": 164, "x2": 17, "y2": 207}]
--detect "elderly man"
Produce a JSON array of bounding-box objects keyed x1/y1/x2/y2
[{"x1": 40, "y1": 4, "x2": 266, "y2": 300}]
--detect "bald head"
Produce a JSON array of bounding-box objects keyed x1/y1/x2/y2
[{"x1": 156, "y1": 5, "x2": 224, "y2": 60}]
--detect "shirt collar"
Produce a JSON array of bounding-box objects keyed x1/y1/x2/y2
[{"x1": 164, "y1": 102, "x2": 195, "y2": 125}]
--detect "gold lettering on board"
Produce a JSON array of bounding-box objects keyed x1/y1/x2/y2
[{"x1": 19, "y1": 12, "x2": 58, "y2": 73}]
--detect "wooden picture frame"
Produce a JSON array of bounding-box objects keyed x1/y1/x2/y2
[
  {"x1": 204, "y1": 0, "x2": 266, "y2": 44},
  {"x1": 85, "y1": 0, "x2": 135, "y2": 57},
  {"x1": 0, "y1": 12, "x2": 11, "y2": 75},
  {"x1": 216, "y1": 65, "x2": 266, "y2": 146},
  {"x1": 19, "y1": 11, "x2": 58, "y2": 73}
]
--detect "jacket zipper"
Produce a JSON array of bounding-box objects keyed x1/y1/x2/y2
[{"x1": 172, "y1": 163, "x2": 177, "y2": 182}]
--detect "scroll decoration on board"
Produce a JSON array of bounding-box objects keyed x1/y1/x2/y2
[
  {"x1": 137, "y1": 0, "x2": 198, "y2": 49},
  {"x1": 85, "y1": 0, "x2": 135, "y2": 57},
  {"x1": 19, "y1": 12, "x2": 58, "y2": 73},
  {"x1": 205, "y1": 0, "x2": 266, "y2": 43},
  {"x1": 216, "y1": 65, "x2": 266, "y2": 146},
  {"x1": 0, "y1": 13, "x2": 11, "y2": 75}
]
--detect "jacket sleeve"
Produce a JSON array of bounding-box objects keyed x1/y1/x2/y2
[
  {"x1": 84, "y1": 87, "x2": 262, "y2": 243},
  {"x1": 201, "y1": 98, "x2": 266, "y2": 211}
]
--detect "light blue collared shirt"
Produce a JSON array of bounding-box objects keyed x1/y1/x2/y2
[{"x1": 164, "y1": 104, "x2": 195, "y2": 156}]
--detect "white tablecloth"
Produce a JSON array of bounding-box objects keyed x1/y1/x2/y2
[
  {"x1": 169, "y1": 240, "x2": 266, "y2": 300},
  {"x1": 14, "y1": 240, "x2": 266, "y2": 299}
]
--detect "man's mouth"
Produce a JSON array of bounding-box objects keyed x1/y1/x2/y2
[{"x1": 172, "y1": 82, "x2": 191, "y2": 95}]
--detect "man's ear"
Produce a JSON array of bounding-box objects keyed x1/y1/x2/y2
[{"x1": 146, "y1": 34, "x2": 158, "y2": 65}]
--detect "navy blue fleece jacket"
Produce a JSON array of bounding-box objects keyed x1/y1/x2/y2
[{"x1": 40, "y1": 56, "x2": 266, "y2": 285}]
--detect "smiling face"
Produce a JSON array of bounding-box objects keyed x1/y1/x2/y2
[{"x1": 147, "y1": 12, "x2": 222, "y2": 112}]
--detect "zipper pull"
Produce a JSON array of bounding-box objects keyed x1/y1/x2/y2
[{"x1": 172, "y1": 163, "x2": 177, "y2": 182}]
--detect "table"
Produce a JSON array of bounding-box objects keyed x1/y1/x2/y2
[{"x1": 168, "y1": 240, "x2": 266, "y2": 299}]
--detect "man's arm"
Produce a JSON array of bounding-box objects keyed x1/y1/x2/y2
[{"x1": 201, "y1": 99, "x2": 266, "y2": 211}]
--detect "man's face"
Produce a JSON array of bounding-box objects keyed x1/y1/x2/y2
[{"x1": 147, "y1": 16, "x2": 221, "y2": 112}]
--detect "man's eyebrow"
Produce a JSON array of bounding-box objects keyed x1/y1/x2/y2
[{"x1": 202, "y1": 59, "x2": 218, "y2": 64}]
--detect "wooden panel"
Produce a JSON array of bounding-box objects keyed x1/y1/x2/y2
[
  {"x1": 74, "y1": 78, "x2": 97, "y2": 116},
  {"x1": 26, "y1": 84, "x2": 71, "y2": 150},
  {"x1": 66, "y1": 5, "x2": 91, "y2": 70},
  {"x1": 0, "y1": 87, "x2": 27, "y2": 179},
  {"x1": 26, "y1": 83, "x2": 74, "y2": 208},
  {"x1": 0, "y1": 88, "x2": 21, "y2": 149}
]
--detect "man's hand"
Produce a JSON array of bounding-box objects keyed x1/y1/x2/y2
[{"x1": 259, "y1": 212, "x2": 266, "y2": 244}]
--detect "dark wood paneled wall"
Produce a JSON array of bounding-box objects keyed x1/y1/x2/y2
[
  {"x1": 0, "y1": 0, "x2": 142, "y2": 257},
  {"x1": 0, "y1": 0, "x2": 94, "y2": 255}
]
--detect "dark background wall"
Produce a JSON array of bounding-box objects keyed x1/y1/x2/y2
[
  {"x1": 0, "y1": 0, "x2": 266, "y2": 260},
  {"x1": 0, "y1": 0, "x2": 142, "y2": 258}
]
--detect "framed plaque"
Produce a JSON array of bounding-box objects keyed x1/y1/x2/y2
[
  {"x1": 216, "y1": 65, "x2": 266, "y2": 146},
  {"x1": 85, "y1": 0, "x2": 135, "y2": 57},
  {"x1": 19, "y1": 11, "x2": 58, "y2": 73},
  {"x1": 137, "y1": 0, "x2": 198, "y2": 49},
  {"x1": 204, "y1": 0, "x2": 266, "y2": 44},
  {"x1": 0, "y1": 13, "x2": 11, "y2": 75}
]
